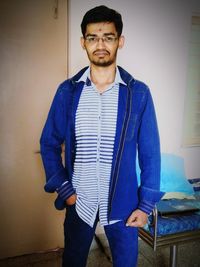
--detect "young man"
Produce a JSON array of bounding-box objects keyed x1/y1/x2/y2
[{"x1": 40, "y1": 5, "x2": 164, "y2": 267}]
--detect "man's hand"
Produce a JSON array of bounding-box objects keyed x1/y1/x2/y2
[
  {"x1": 126, "y1": 209, "x2": 148, "y2": 227},
  {"x1": 66, "y1": 194, "x2": 77, "y2": 206}
]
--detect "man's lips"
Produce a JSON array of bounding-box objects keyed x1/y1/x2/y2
[{"x1": 93, "y1": 50, "x2": 109, "y2": 57}]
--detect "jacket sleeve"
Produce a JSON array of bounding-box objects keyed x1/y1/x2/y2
[
  {"x1": 137, "y1": 88, "x2": 164, "y2": 214},
  {"x1": 40, "y1": 84, "x2": 75, "y2": 200}
]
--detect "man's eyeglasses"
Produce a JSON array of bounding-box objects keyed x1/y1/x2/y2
[{"x1": 85, "y1": 36, "x2": 118, "y2": 45}]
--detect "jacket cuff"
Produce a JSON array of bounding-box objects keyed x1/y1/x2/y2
[
  {"x1": 137, "y1": 200, "x2": 155, "y2": 215},
  {"x1": 54, "y1": 195, "x2": 66, "y2": 210},
  {"x1": 44, "y1": 168, "x2": 68, "y2": 193},
  {"x1": 56, "y1": 181, "x2": 75, "y2": 201},
  {"x1": 139, "y1": 186, "x2": 165, "y2": 203},
  {"x1": 138, "y1": 186, "x2": 165, "y2": 214}
]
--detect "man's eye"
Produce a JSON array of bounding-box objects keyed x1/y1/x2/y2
[
  {"x1": 106, "y1": 37, "x2": 113, "y2": 41},
  {"x1": 88, "y1": 37, "x2": 96, "y2": 42}
]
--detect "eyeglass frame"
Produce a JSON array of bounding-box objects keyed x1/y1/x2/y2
[{"x1": 84, "y1": 35, "x2": 119, "y2": 45}]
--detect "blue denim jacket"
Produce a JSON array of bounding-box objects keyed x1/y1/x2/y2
[{"x1": 40, "y1": 66, "x2": 164, "y2": 221}]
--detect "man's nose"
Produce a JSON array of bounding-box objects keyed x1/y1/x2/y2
[{"x1": 96, "y1": 38, "x2": 106, "y2": 48}]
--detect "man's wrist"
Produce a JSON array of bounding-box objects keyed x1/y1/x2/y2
[
  {"x1": 56, "y1": 181, "x2": 76, "y2": 201},
  {"x1": 66, "y1": 194, "x2": 77, "y2": 205}
]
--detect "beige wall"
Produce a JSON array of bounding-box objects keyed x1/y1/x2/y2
[{"x1": 0, "y1": 0, "x2": 67, "y2": 258}]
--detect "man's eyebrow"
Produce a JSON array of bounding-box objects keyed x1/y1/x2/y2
[
  {"x1": 85, "y1": 33, "x2": 116, "y2": 37},
  {"x1": 85, "y1": 34, "x2": 97, "y2": 37},
  {"x1": 103, "y1": 33, "x2": 116, "y2": 36}
]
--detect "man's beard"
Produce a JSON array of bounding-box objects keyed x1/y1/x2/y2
[
  {"x1": 87, "y1": 49, "x2": 118, "y2": 67},
  {"x1": 91, "y1": 59, "x2": 115, "y2": 67}
]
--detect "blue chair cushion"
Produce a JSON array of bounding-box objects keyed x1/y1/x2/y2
[
  {"x1": 160, "y1": 154, "x2": 194, "y2": 195},
  {"x1": 148, "y1": 213, "x2": 200, "y2": 236},
  {"x1": 136, "y1": 153, "x2": 194, "y2": 195},
  {"x1": 146, "y1": 199, "x2": 200, "y2": 236}
]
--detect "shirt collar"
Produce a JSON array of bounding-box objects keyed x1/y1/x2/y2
[{"x1": 77, "y1": 66, "x2": 127, "y2": 86}]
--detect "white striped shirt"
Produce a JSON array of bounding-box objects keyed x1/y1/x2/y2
[
  {"x1": 57, "y1": 67, "x2": 126, "y2": 227},
  {"x1": 70, "y1": 67, "x2": 126, "y2": 227}
]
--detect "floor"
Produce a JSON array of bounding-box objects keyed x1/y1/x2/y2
[{"x1": 0, "y1": 235, "x2": 200, "y2": 267}]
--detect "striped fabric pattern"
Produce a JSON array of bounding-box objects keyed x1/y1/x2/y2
[
  {"x1": 57, "y1": 181, "x2": 75, "y2": 200},
  {"x1": 72, "y1": 80, "x2": 119, "y2": 227},
  {"x1": 56, "y1": 67, "x2": 126, "y2": 227}
]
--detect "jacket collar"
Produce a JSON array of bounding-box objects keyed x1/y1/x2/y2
[
  {"x1": 70, "y1": 66, "x2": 135, "y2": 86},
  {"x1": 76, "y1": 66, "x2": 126, "y2": 86}
]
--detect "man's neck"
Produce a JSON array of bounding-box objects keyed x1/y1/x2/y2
[{"x1": 90, "y1": 64, "x2": 116, "y2": 93}]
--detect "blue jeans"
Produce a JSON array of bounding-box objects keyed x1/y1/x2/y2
[{"x1": 63, "y1": 205, "x2": 138, "y2": 267}]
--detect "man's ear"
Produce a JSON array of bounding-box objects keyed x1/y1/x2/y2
[
  {"x1": 118, "y1": 35, "x2": 125, "y2": 49},
  {"x1": 80, "y1": 37, "x2": 85, "y2": 49}
]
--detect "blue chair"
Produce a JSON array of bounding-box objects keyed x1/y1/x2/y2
[
  {"x1": 138, "y1": 154, "x2": 200, "y2": 267},
  {"x1": 139, "y1": 199, "x2": 200, "y2": 266}
]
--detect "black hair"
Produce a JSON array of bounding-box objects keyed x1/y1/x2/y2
[{"x1": 81, "y1": 5, "x2": 123, "y2": 37}]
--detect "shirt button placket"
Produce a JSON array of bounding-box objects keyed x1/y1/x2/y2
[{"x1": 97, "y1": 93, "x2": 102, "y2": 210}]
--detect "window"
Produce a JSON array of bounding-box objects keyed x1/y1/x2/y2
[{"x1": 183, "y1": 14, "x2": 200, "y2": 147}]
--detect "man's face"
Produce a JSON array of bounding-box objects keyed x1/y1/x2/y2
[{"x1": 81, "y1": 22, "x2": 124, "y2": 67}]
